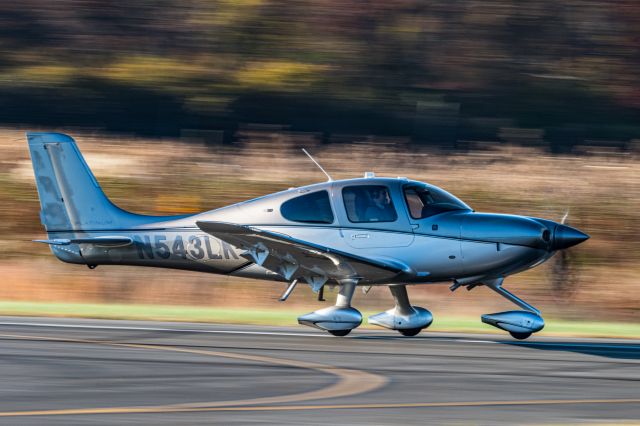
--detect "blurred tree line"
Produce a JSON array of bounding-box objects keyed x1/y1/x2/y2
[{"x1": 1, "y1": 0, "x2": 639, "y2": 149}]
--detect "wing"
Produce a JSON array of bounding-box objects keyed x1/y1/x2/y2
[{"x1": 196, "y1": 221, "x2": 415, "y2": 289}]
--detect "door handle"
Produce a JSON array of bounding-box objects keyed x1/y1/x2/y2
[{"x1": 352, "y1": 233, "x2": 370, "y2": 239}]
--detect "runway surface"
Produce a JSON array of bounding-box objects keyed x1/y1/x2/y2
[{"x1": 0, "y1": 316, "x2": 638, "y2": 425}]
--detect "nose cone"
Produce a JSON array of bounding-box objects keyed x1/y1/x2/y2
[{"x1": 552, "y1": 224, "x2": 589, "y2": 250}]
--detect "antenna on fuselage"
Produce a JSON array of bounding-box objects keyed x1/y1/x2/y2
[{"x1": 302, "y1": 148, "x2": 333, "y2": 182}]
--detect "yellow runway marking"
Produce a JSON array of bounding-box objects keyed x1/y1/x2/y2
[
  {"x1": 0, "y1": 399, "x2": 639, "y2": 417},
  {"x1": 0, "y1": 332, "x2": 387, "y2": 416}
]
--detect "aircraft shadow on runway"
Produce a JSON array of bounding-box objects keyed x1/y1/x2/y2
[
  {"x1": 354, "y1": 334, "x2": 640, "y2": 360},
  {"x1": 502, "y1": 340, "x2": 640, "y2": 360}
]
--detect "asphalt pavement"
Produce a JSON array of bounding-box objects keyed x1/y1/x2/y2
[{"x1": 0, "y1": 316, "x2": 638, "y2": 425}]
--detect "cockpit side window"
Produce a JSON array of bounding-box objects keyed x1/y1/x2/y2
[
  {"x1": 281, "y1": 190, "x2": 334, "y2": 224},
  {"x1": 342, "y1": 185, "x2": 397, "y2": 223},
  {"x1": 403, "y1": 184, "x2": 469, "y2": 219},
  {"x1": 405, "y1": 189, "x2": 424, "y2": 219}
]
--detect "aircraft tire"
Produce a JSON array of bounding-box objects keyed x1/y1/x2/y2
[
  {"x1": 509, "y1": 331, "x2": 532, "y2": 340},
  {"x1": 399, "y1": 328, "x2": 422, "y2": 337},
  {"x1": 328, "y1": 329, "x2": 352, "y2": 337}
]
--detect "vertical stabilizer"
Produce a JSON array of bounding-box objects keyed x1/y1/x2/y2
[{"x1": 27, "y1": 132, "x2": 132, "y2": 231}]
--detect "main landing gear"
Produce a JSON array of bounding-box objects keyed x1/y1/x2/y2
[
  {"x1": 298, "y1": 282, "x2": 433, "y2": 337},
  {"x1": 298, "y1": 279, "x2": 362, "y2": 336},
  {"x1": 368, "y1": 285, "x2": 433, "y2": 336}
]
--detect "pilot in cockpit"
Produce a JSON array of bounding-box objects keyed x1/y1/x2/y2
[{"x1": 365, "y1": 188, "x2": 395, "y2": 222}]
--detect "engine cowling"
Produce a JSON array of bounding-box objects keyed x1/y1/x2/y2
[{"x1": 481, "y1": 310, "x2": 544, "y2": 336}]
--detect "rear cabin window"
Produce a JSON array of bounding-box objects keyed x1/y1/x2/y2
[
  {"x1": 280, "y1": 190, "x2": 334, "y2": 224},
  {"x1": 342, "y1": 185, "x2": 397, "y2": 223}
]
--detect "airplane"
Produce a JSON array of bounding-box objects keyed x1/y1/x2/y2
[{"x1": 27, "y1": 132, "x2": 589, "y2": 339}]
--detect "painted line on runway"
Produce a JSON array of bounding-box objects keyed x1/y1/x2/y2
[
  {"x1": 0, "y1": 321, "x2": 501, "y2": 343},
  {"x1": 0, "y1": 332, "x2": 388, "y2": 417},
  {"x1": 0, "y1": 397, "x2": 639, "y2": 417},
  {"x1": 0, "y1": 321, "x2": 327, "y2": 338},
  {"x1": 1, "y1": 321, "x2": 638, "y2": 350}
]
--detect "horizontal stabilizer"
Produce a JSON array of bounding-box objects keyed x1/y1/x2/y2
[{"x1": 34, "y1": 236, "x2": 133, "y2": 247}]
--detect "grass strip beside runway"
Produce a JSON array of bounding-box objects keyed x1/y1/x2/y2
[{"x1": 0, "y1": 301, "x2": 637, "y2": 338}]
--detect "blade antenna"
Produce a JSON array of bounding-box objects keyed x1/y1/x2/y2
[{"x1": 302, "y1": 148, "x2": 333, "y2": 182}]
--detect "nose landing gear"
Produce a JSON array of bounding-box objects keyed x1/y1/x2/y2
[{"x1": 481, "y1": 278, "x2": 545, "y2": 340}]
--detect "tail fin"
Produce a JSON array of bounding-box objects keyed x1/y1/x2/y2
[{"x1": 27, "y1": 132, "x2": 136, "y2": 231}]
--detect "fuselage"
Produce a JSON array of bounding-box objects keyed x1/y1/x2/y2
[{"x1": 46, "y1": 176, "x2": 587, "y2": 286}]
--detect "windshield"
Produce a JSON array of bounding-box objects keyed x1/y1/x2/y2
[{"x1": 403, "y1": 183, "x2": 471, "y2": 219}]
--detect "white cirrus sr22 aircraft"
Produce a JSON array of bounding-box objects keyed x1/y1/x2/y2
[{"x1": 27, "y1": 132, "x2": 589, "y2": 338}]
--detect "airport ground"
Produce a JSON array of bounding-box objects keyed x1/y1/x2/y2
[{"x1": 0, "y1": 316, "x2": 638, "y2": 425}]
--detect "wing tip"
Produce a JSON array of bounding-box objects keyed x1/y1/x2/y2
[{"x1": 33, "y1": 239, "x2": 69, "y2": 245}]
